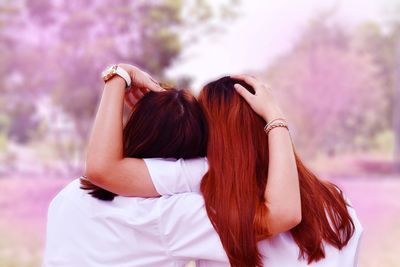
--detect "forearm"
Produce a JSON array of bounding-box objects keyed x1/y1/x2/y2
[
  {"x1": 83, "y1": 73, "x2": 158, "y2": 197},
  {"x1": 232, "y1": 75, "x2": 301, "y2": 233},
  {"x1": 263, "y1": 111, "x2": 301, "y2": 231},
  {"x1": 84, "y1": 77, "x2": 126, "y2": 178}
]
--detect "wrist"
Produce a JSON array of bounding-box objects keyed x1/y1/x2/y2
[
  {"x1": 262, "y1": 108, "x2": 285, "y2": 123},
  {"x1": 102, "y1": 64, "x2": 131, "y2": 88},
  {"x1": 104, "y1": 75, "x2": 126, "y2": 89}
]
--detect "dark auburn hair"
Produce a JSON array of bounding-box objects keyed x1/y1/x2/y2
[
  {"x1": 198, "y1": 76, "x2": 355, "y2": 267},
  {"x1": 81, "y1": 88, "x2": 208, "y2": 200}
]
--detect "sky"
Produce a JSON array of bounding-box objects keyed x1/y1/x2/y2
[{"x1": 167, "y1": 0, "x2": 399, "y2": 91}]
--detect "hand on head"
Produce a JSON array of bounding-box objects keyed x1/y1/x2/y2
[
  {"x1": 231, "y1": 74, "x2": 284, "y2": 122},
  {"x1": 118, "y1": 63, "x2": 165, "y2": 108},
  {"x1": 118, "y1": 65, "x2": 284, "y2": 123}
]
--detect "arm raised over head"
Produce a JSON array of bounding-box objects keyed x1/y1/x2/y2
[
  {"x1": 232, "y1": 74, "x2": 302, "y2": 235},
  {"x1": 84, "y1": 64, "x2": 164, "y2": 197}
]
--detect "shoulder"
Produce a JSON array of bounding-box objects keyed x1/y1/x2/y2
[
  {"x1": 48, "y1": 178, "x2": 97, "y2": 214},
  {"x1": 346, "y1": 200, "x2": 363, "y2": 235},
  {"x1": 49, "y1": 179, "x2": 81, "y2": 204},
  {"x1": 143, "y1": 157, "x2": 208, "y2": 194},
  {"x1": 46, "y1": 178, "x2": 90, "y2": 227}
]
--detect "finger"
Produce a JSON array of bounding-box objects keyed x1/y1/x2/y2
[
  {"x1": 230, "y1": 74, "x2": 260, "y2": 90},
  {"x1": 129, "y1": 92, "x2": 140, "y2": 105},
  {"x1": 149, "y1": 75, "x2": 159, "y2": 85},
  {"x1": 124, "y1": 93, "x2": 135, "y2": 108},
  {"x1": 234, "y1": 84, "x2": 254, "y2": 103},
  {"x1": 146, "y1": 81, "x2": 164, "y2": 92},
  {"x1": 131, "y1": 87, "x2": 143, "y2": 100},
  {"x1": 231, "y1": 74, "x2": 258, "y2": 87},
  {"x1": 140, "y1": 74, "x2": 164, "y2": 92},
  {"x1": 138, "y1": 86, "x2": 149, "y2": 95}
]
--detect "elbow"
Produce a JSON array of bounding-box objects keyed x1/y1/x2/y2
[
  {"x1": 84, "y1": 163, "x2": 109, "y2": 186},
  {"x1": 269, "y1": 205, "x2": 302, "y2": 233},
  {"x1": 85, "y1": 153, "x2": 119, "y2": 184},
  {"x1": 290, "y1": 209, "x2": 302, "y2": 227},
  {"x1": 282, "y1": 210, "x2": 302, "y2": 231},
  {"x1": 286, "y1": 201, "x2": 302, "y2": 228}
]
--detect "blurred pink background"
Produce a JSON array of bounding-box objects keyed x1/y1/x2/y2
[{"x1": 1, "y1": 0, "x2": 400, "y2": 266}]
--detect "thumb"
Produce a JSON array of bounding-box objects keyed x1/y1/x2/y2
[{"x1": 234, "y1": 84, "x2": 253, "y2": 103}]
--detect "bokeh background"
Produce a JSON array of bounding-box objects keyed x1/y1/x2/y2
[{"x1": 1, "y1": 0, "x2": 400, "y2": 266}]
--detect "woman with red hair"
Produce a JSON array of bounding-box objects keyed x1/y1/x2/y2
[
  {"x1": 83, "y1": 64, "x2": 362, "y2": 266},
  {"x1": 197, "y1": 75, "x2": 362, "y2": 266}
]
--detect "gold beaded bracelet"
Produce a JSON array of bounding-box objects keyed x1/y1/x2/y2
[
  {"x1": 264, "y1": 118, "x2": 286, "y2": 130},
  {"x1": 264, "y1": 118, "x2": 289, "y2": 134}
]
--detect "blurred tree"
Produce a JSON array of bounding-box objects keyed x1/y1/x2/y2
[
  {"x1": 0, "y1": 1, "x2": 38, "y2": 145},
  {"x1": 0, "y1": 0, "x2": 239, "y2": 171},
  {"x1": 352, "y1": 12, "x2": 400, "y2": 171},
  {"x1": 395, "y1": 32, "x2": 400, "y2": 172},
  {"x1": 265, "y1": 18, "x2": 385, "y2": 159},
  {"x1": 388, "y1": 10, "x2": 400, "y2": 172}
]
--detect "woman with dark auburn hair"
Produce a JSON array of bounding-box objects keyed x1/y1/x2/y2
[
  {"x1": 43, "y1": 64, "x2": 217, "y2": 266},
  {"x1": 80, "y1": 87, "x2": 208, "y2": 200}
]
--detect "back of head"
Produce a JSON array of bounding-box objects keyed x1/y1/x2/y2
[
  {"x1": 199, "y1": 76, "x2": 268, "y2": 267},
  {"x1": 81, "y1": 88, "x2": 208, "y2": 200},
  {"x1": 123, "y1": 88, "x2": 207, "y2": 159},
  {"x1": 199, "y1": 76, "x2": 355, "y2": 267}
]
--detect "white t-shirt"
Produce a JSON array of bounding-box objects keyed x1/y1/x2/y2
[
  {"x1": 43, "y1": 157, "x2": 363, "y2": 267},
  {"x1": 43, "y1": 179, "x2": 228, "y2": 267},
  {"x1": 144, "y1": 157, "x2": 363, "y2": 267}
]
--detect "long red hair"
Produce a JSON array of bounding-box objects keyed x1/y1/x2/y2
[{"x1": 198, "y1": 76, "x2": 355, "y2": 267}]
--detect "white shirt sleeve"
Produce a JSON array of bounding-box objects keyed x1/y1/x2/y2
[{"x1": 143, "y1": 157, "x2": 208, "y2": 195}]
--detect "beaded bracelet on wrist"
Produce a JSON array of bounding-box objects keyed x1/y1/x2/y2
[{"x1": 264, "y1": 119, "x2": 289, "y2": 135}]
